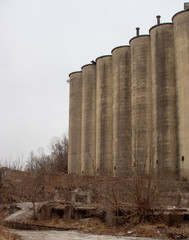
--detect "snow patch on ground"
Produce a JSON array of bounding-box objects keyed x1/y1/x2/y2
[
  {"x1": 12, "y1": 230, "x2": 162, "y2": 240},
  {"x1": 5, "y1": 202, "x2": 38, "y2": 223}
]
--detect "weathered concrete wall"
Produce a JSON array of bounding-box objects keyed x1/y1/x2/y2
[
  {"x1": 130, "y1": 35, "x2": 152, "y2": 175},
  {"x1": 150, "y1": 23, "x2": 178, "y2": 178},
  {"x1": 2, "y1": 168, "x2": 189, "y2": 209},
  {"x1": 96, "y1": 56, "x2": 113, "y2": 176},
  {"x1": 112, "y1": 46, "x2": 132, "y2": 177},
  {"x1": 68, "y1": 71, "x2": 82, "y2": 175},
  {"x1": 81, "y1": 64, "x2": 96, "y2": 176},
  {"x1": 0, "y1": 168, "x2": 34, "y2": 203},
  {"x1": 173, "y1": 10, "x2": 189, "y2": 179}
]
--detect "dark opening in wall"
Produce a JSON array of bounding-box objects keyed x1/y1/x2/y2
[
  {"x1": 182, "y1": 156, "x2": 184, "y2": 161},
  {"x1": 52, "y1": 208, "x2": 64, "y2": 218},
  {"x1": 184, "y1": 214, "x2": 189, "y2": 221}
]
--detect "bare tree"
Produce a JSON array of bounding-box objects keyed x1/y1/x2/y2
[
  {"x1": 4, "y1": 154, "x2": 25, "y2": 171},
  {"x1": 48, "y1": 134, "x2": 68, "y2": 173},
  {"x1": 23, "y1": 171, "x2": 45, "y2": 220},
  {"x1": 25, "y1": 133, "x2": 68, "y2": 174}
]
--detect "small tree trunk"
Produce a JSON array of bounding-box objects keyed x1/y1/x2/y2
[{"x1": 32, "y1": 201, "x2": 36, "y2": 220}]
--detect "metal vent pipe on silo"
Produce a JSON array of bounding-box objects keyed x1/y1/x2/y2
[
  {"x1": 111, "y1": 46, "x2": 132, "y2": 177},
  {"x1": 150, "y1": 23, "x2": 178, "y2": 178},
  {"x1": 184, "y1": 2, "x2": 189, "y2": 10},
  {"x1": 96, "y1": 55, "x2": 113, "y2": 176},
  {"x1": 156, "y1": 15, "x2": 161, "y2": 25},
  {"x1": 129, "y1": 35, "x2": 152, "y2": 176},
  {"x1": 172, "y1": 10, "x2": 189, "y2": 179},
  {"x1": 81, "y1": 63, "x2": 96, "y2": 176},
  {"x1": 68, "y1": 71, "x2": 82, "y2": 175}
]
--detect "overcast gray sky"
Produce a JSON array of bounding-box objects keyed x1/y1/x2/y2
[{"x1": 0, "y1": 0, "x2": 183, "y2": 164}]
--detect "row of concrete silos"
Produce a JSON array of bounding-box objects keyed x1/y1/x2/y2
[{"x1": 68, "y1": 8, "x2": 189, "y2": 179}]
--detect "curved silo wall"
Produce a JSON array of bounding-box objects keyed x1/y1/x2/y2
[
  {"x1": 173, "y1": 10, "x2": 189, "y2": 179},
  {"x1": 68, "y1": 71, "x2": 82, "y2": 175},
  {"x1": 150, "y1": 23, "x2": 178, "y2": 178},
  {"x1": 112, "y1": 46, "x2": 132, "y2": 177},
  {"x1": 81, "y1": 64, "x2": 96, "y2": 176},
  {"x1": 96, "y1": 55, "x2": 113, "y2": 176},
  {"x1": 130, "y1": 35, "x2": 152, "y2": 175}
]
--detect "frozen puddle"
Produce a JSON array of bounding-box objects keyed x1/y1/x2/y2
[{"x1": 13, "y1": 230, "x2": 160, "y2": 240}]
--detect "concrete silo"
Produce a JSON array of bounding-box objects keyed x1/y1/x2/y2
[
  {"x1": 150, "y1": 23, "x2": 178, "y2": 178},
  {"x1": 68, "y1": 71, "x2": 82, "y2": 175},
  {"x1": 96, "y1": 55, "x2": 113, "y2": 176},
  {"x1": 130, "y1": 35, "x2": 152, "y2": 175},
  {"x1": 81, "y1": 64, "x2": 96, "y2": 176},
  {"x1": 173, "y1": 10, "x2": 189, "y2": 179},
  {"x1": 111, "y1": 46, "x2": 132, "y2": 177}
]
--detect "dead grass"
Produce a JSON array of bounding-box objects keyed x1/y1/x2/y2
[
  {"x1": 0, "y1": 227, "x2": 6, "y2": 240},
  {"x1": 0, "y1": 226, "x2": 17, "y2": 240},
  {"x1": 0, "y1": 209, "x2": 18, "y2": 240}
]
